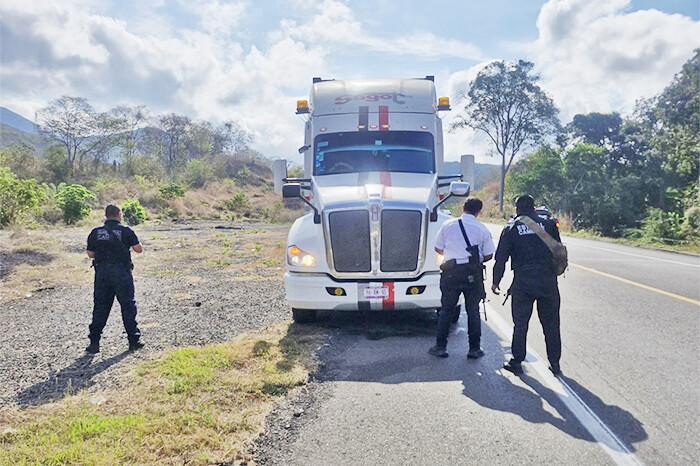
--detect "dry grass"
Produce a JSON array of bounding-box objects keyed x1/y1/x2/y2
[
  {"x1": 0, "y1": 223, "x2": 288, "y2": 303},
  {"x1": 0, "y1": 322, "x2": 325, "y2": 465}
]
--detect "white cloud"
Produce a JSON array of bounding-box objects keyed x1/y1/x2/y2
[{"x1": 532, "y1": 0, "x2": 700, "y2": 120}]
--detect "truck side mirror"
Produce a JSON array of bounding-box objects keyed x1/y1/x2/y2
[
  {"x1": 273, "y1": 159, "x2": 288, "y2": 195},
  {"x1": 460, "y1": 154, "x2": 475, "y2": 189},
  {"x1": 282, "y1": 182, "x2": 321, "y2": 224},
  {"x1": 449, "y1": 181, "x2": 470, "y2": 197},
  {"x1": 282, "y1": 183, "x2": 301, "y2": 199}
]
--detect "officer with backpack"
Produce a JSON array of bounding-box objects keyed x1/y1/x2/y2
[
  {"x1": 492, "y1": 194, "x2": 566, "y2": 376},
  {"x1": 429, "y1": 197, "x2": 495, "y2": 359},
  {"x1": 85, "y1": 204, "x2": 144, "y2": 353}
]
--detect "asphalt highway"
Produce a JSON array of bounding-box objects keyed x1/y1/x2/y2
[{"x1": 274, "y1": 227, "x2": 699, "y2": 465}]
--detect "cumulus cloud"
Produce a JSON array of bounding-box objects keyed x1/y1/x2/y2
[
  {"x1": 531, "y1": 0, "x2": 700, "y2": 119},
  {"x1": 442, "y1": 0, "x2": 699, "y2": 162},
  {"x1": 0, "y1": 0, "x2": 483, "y2": 161}
]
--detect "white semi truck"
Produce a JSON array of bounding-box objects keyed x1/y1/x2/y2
[{"x1": 274, "y1": 76, "x2": 474, "y2": 323}]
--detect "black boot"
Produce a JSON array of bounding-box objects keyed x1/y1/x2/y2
[
  {"x1": 85, "y1": 340, "x2": 100, "y2": 354},
  {"x1": 129, "y1": 340, "x2": 144, "y2": 351}
]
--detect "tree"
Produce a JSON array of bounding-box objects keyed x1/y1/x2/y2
[
  {"x1": 36, "y1": 96, "x2": 123, "y2": 174},
  {"x1": 111, "y1": 104, "x2": 148, "y2": 165},
  {"x1": 35, "y1": 96, "x2": 95, "y2": 173},
  {"x1": 505, "y1": 145, "x2": 565, "y2": 212},
  {"x1": 452, "y1": 60, "x2": 560, "y2": 210},
  {"x1": 156, "y1": 113, "x2": 191, "y2": 171}
]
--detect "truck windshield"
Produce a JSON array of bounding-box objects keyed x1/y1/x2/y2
[{"x1": 313, "y1": 131, "x2": 435, "y2": 175}]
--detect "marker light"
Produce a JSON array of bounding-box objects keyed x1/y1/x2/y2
[
  {"x1": 380, "y1": 124, "x2": 389, "y2": 129},
  {"x1": 438, "y1": 97, "x2": 451, "y2": 111},
  {"x1": 421, "y1": 125, "x2": 428, "y2": 130},
  {"x1": 410, "y1": 287, "x2": 419, "y2": 295},
  {"x1": 556, "y1": 220, "x2": 560, "y2": 228},
  {"x1": 358, "y1": 125, "x2": 366, "y2": 129},
  {"x1": 296, "y1": 100, "x2": 309, "y2": 114},
  {"x1": 370, "y1": 124, "x2": 377, "y2": 129},
  {"x1": 287, "y1": 245, "x2": 316, "y2": 267}
]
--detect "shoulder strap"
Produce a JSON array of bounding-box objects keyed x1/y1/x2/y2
[
  {"x1": 457, "y1": 219, "x2": 473, "y2": 248},
  {"x1": 516, "y1": 215, "x2": 560, "y2": 252}
]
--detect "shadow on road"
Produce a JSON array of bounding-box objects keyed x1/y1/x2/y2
[
  {"x1": 0, "y1": 249, "x2": 54, "y2": 280},
  {"x1": 16, "y1": 351, "x2": 130, "y2": 408},
  {"x1": 304, "y1": 309, "x2": 647, "y2": 452}
]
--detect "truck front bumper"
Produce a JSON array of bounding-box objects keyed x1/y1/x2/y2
[{"x1": 284, "y1": 271, "x2": 445, "y2": 311}]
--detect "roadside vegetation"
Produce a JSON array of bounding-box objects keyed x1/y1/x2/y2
[
  {"x1": 0, "y1": 322, "x2": 325, "y2": 464},
  {"x1": 452, "y1": 50, "x2": 699, "y2": 251}
]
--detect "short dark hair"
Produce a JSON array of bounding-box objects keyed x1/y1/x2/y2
[
  {"x1": 463, "y1": 197, "x2": 483, "y2": 215},
  {"x1": 105, "y1": 204, "x2": 121, "y2": 218},
  {"x1": 515, "y1": 194, "x2": 535, "y2": 211}
]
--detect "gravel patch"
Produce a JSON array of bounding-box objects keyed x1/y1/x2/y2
[{"x1": 0, "y1": 221, "x2": 292, "y2": 409}]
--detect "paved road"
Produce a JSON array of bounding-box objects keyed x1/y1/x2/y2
[{"x1": 266, "y1": 228, "x2": 699, "y2": 465}]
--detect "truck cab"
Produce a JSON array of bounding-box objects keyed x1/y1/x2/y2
[{"x1": 274, "y1": 77, "x2": 473, "y2": 322}]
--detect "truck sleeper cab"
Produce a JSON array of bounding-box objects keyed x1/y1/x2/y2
[{"x1": 274, "y1": 77, "x2": 474, "y2": 322}]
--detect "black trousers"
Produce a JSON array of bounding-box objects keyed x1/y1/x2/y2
[
  {"x1": 88, "y1": 262, "x2": 140, "y2": 344},
  {"x1": 436, "y1": 265, "x2": 484, "y2": 350},
  {"x1": 510, "y1": 275, "x2": 561, "y2": 367}
]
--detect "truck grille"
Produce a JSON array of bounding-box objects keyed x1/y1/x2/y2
[
  {"x1": 381, "y1": 210, "x2": 422, "y2": 272},
  {"x1": 328, "y1": 210, "x2": 371, "y2": 273}
]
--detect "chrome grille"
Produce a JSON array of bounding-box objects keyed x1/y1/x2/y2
[
  {"x1": 328, "y1": 210, "x2": 371, "y2": 273},
  {"x1": 381, "y1": 209, "x2": 422, "y2": 272}
]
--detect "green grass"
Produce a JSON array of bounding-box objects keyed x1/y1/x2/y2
[{"x1": 0, "y1": 323, "x2": 325, "y2": 465}]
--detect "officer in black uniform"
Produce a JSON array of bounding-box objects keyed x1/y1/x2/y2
[
  {"x1": 85, "y1": 204, "x2": 144, "y2": 353},
  {"x1": 492, "y1": 194, "x2": 562, "y2": 376}
]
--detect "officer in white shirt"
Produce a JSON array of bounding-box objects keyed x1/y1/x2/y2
[{"x1": 429, "y1": 197, "x2": 495, "y2": 358}]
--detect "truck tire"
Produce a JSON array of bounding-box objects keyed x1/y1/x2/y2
[{"x1": 292, "y1": 308, "x2": 317, "y2": 323}]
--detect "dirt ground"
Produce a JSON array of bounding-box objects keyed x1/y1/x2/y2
[{"x1": 0, "y1": 220, "x2": 292, "y2": 409}]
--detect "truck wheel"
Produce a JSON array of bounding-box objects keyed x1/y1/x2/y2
[{"x1": 292, "y1": 308, "x2": 317, "y2": 323}]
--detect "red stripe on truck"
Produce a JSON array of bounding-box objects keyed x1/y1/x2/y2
[
  {"x1": 378, "y1": 105, "x2": 389, "y2": 131},
  {"x1": 382, "y1": 282, "x2": 395, "y2": 310},
  {"x1": 380, "y1": 171, "x2": 392, "y2": 199}
]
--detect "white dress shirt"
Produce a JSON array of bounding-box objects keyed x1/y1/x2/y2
[{"x1": 434, "y1": 213, "x2": 495, "y2": 264}]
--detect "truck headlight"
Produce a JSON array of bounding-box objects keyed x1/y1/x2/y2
[
  {"x1": 436, "y1": 253, "x2": 445, "y2": 266},
  {"x1": 288, "y1": 245, "x2": 316, "y2": 267}
]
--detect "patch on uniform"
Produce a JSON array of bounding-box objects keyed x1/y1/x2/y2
[
  {"x1": 516, "y1": 225, "x2": 533, "y2": 235},
  {"x1": 97, "y1": 229, "x2": 110, "y2": 241},
  {"x1": 112, "y1": 229, "x2": 122, "y2": 241}
]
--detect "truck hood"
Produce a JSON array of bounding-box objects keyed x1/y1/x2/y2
[{"x1": 312, "y1": 172, "x2": 437, "y2": 208}]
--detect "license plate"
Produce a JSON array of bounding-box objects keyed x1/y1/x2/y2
[{"x1": 364, "y1": 286, "x2": 389, "y2": 299}]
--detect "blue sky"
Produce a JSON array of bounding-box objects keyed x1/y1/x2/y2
[{"x1": 1, "y1": 0, "x2": 698, "y2": 164}]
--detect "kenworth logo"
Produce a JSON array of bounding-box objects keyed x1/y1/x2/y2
[{"x1": 335, "y1": 92, "x2": 410, "y2": 105}]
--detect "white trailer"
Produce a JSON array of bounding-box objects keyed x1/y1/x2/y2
[{"x1": 274, "y1": 76, "x2": 473, "y2": 322}]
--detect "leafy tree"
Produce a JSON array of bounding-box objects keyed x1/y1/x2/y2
[
  {"x1": 0, "y1": 167, "x2": 44, "y2": 225},
  {"x1": 41, "y1": 145, "x2": 72, "y2": 184},
  {"x1": 452, "y1": 60, "x2": 560, "y2": 210},
  {"x1": 505, "y1": 145, "x2": 565, "y2": 212},
  {"x1": 122, "y1": 199, "x2": 147, "y2": 225},
  {"x1": 183, "y1": 159, "x2": 212, "y2": 188},
  {"x1": 56, "y1": 184, "x2": 96, "y2": 224},
  {"x1": 0, "y1": 143, "x2": 38, "y2": 179}
]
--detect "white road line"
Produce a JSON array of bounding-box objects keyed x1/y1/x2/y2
[
  {"x1": 485, "y1": 302, "x2": 644, "y2": 466},
  {"x1": 563, "y1": 241, "x2": 700, "y2": 268}
]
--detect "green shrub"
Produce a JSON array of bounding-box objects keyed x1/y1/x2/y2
[
  {"x1": 640, "y1": 207, "x2": 685, "y2": 244},
  {"x1": 122, "y1": 199, "x2": 147, "y2": 225},
  {"x1": 0, "y1": 167, "x2": 45, "y2": 226},
  {"x1": 234, "y1": 165, "x2": 252, "y2": 185},
  {"x1": 183, "y1": 159, "x2": 213, "y2": 188},
  {"x1": 229, "y1": 191, "x2": 249, "y2": 212},
  {"x1": 56, "y1": 184, "x2": 96, "y2": 224},
  {"x1": 159, "y1": 182, "x2": 186, "y2": 199}
]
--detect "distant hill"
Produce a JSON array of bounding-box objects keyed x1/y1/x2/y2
[
  {"x1": 443, "y1": 161, "x2": 499, "y2": 190},
  {"x1": 0, "y1": 107, "x2": 37, "y2": 134},
  {"x1": 0, "y1": 123, "x2": 50, "y2": 153}
]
